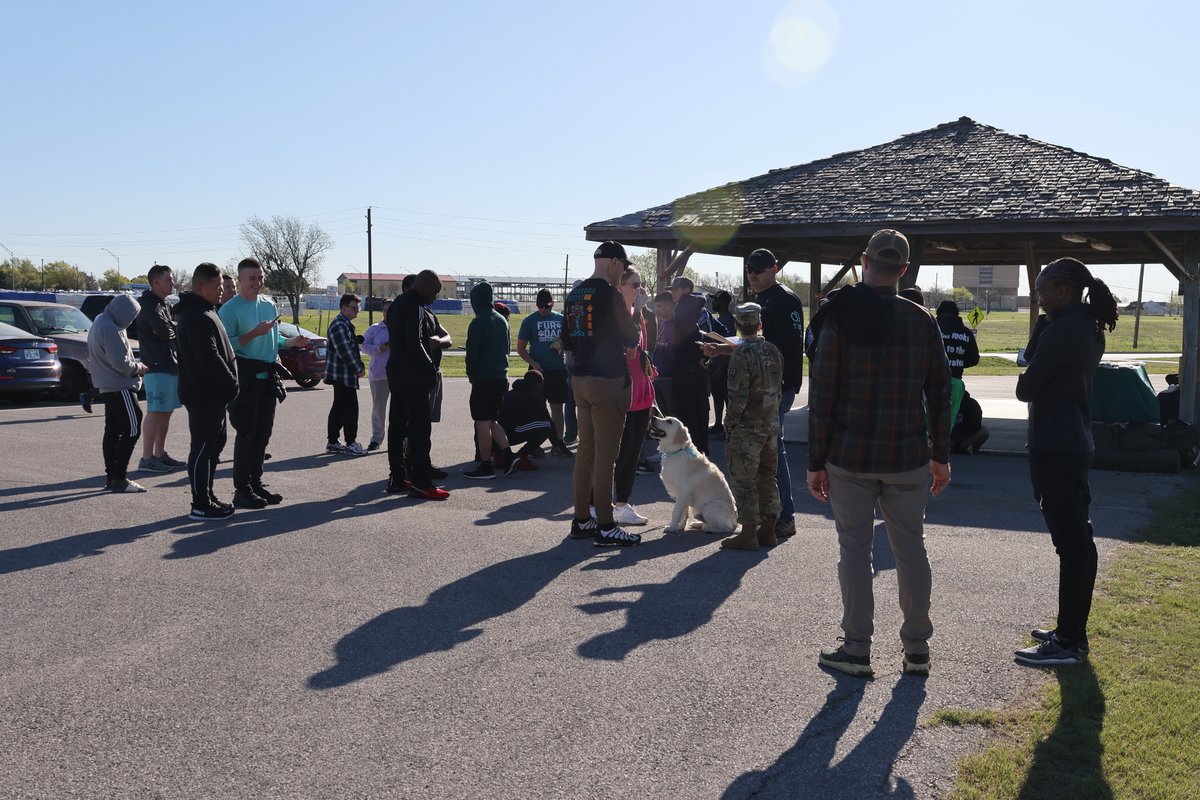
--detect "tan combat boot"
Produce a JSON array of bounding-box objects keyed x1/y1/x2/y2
[
  {"x1": 721, "y1": 522, "x2": 760, "y2": 551},
  {"x1": 757, "y1": 516, "x2": 778, "y2": 548}
]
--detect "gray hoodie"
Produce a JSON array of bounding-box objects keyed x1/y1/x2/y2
[{"x1": 87, "y1": 294, "x2": 143, "y2": 392}]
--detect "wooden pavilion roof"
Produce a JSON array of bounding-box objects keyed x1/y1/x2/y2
[{"x1": 585, "y1": 117, "x2": 1200, "y2": 277}]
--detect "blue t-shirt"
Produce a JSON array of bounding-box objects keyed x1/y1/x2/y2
[
  {"x1": 517, "y1": 310, "x2": 565, "y2": 371},
  {"x1": 219, "y1": 295, "x2": 285, "y2": 377}
]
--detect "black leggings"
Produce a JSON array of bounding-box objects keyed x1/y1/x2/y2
[{"x1": 614, "y1": 407, "x2": 651, "y2": 503}]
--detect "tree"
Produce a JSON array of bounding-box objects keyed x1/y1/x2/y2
[
  {"x1": 100, "y1": 269, "x2": 130, "y2": 291},
  {"x1": 0, "y1": 258, "x2": 41, "y2": 291},
  {"x1": 42, "y1": 261, "x2": 94, "y2": 291},
  {"x1": 239, "y1": 215, "x2": 333, "y2": 323},
  {"x1": 1167, "y1": 291, "x2": 1184, "y2": 317},
  {"x1": 949, "y1": 286, "x2": 975, "y2": 304}
]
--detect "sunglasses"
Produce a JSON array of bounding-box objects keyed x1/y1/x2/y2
[
  {"x1": 623, "y1": 281, "x2": 641, "y2": 288},
  {"x1": 745, "y1": 265, "x2": 771, "y2": 275}
]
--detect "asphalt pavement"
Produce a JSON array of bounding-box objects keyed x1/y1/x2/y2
[{"x1": 0, "y1": 377, "x2": 1188, "y2": 799}]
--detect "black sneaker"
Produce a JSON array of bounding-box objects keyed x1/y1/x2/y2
[
  {"x1": 1031, "y1": 628, "x2": 1090, "y2": 654},
  {"x1": 569, "y1": 517, "x2": 598, "y2": 540},
  {"x1": 385, "y1": 478, "x2": 412, "y2": 494},
  {"x1": 464, "y1": 462, "x2": 495, "y2": 480},
  {"x1": 819, "y1": 645, "x2": 874, "y2": 677},
  {"x1": 504, "y1": 453, "x2": 521, "y2": 476},
  {"x1": 594, "y1": 524, "x2": 641, "y2": 547},
  {"x1": 902, "y1": 652, "x2": 930, "y2": 676},
  {"x1": 80, "y1": 392, "x2": 93, "y2": 414},
  {"x1": 208, "y1": 496, "x2": 234, "y2": 513},
  {"x1": 251, "y1": 484, "x2": 283, "y2": 505},
  {"x1": 430, "y1": 466, "x2": 448, "y2": 479},
  {"x1": 367, "y1": 441, "x2": 381, "y2": 452},
  {"x1": 233, "y1": 491, "x2": 268, "y2": 510},
  {"x1": 635, "y1": 461, "x2": 656, "y2": 475},
  {"x1": 189, "y1": 503, "x2": 235, "y2": 520},
  {"x1": 1015, "y1": 635, "x2": 1084, "y2": 666}
]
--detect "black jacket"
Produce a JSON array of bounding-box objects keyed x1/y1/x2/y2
[
  {"x1": 757, "y1": 283, "x2": 806, "y2": 392},
  {"x1": 176, "y1": 291, "x2": 238, "y2": 407},
  {"x1": 136, "y1": 289, "x2": 179, "y2": 374},
  {"x1": 386, "y1": 291, "x2": 438, "y2": 389},
  {"x1": 1015, "y1": 303, "x2": 1105, "y2": 454},
  {"x1": 936, "y1": 313, "x2": 980, "y2": 379}
]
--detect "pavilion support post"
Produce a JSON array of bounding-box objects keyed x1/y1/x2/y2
[
  {"x1": 656, "y1": 246, "x2": 671, "y2": 294},
  {"x1": 1025, "y1": 243, "x2": 1040, "y2": 336},
  {"x1": 809, "y1": 261, "x2": 821, "y2": 313},
  {"x1": 1180, "y1": 233, "x2": 1200, "y2": 426},
  {"x1": 900, "y1": 236, "x2": 924, "y2": 290}
]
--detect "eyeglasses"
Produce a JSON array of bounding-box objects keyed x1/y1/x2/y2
[
  {"x1": 623, "y1": 281, "x2": 641, "y2": 288},
  {"x1": 745, "y1": 266, "x2": 770, "y2": 275}
]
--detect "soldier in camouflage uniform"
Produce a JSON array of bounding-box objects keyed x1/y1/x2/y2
[{"x1": 720, "y1": 302, "x2": 785, "y2": 551}]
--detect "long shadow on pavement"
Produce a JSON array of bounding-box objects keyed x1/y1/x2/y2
[
  {"x1": 166, "y1": 483, "x2": 397, "y2": 559},
  {"x1": 0, "y1": 475, "x2": 111, "y2": 514},
  {"x1": 306, "y1": 537, "x2": 598, "y2": 690},
  {"x1": 576, "y1": 538, "x2": 767, "y2": 661},
  {"x1": 0, "y1": 517, "x2": 177, "y2": 575},
  {"x1": 723, "y1": 675, "x2": 927, "y2": 799}
]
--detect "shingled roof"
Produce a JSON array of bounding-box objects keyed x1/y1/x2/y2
[{"x1": 585, "y1": 117, "x2": 1200, "y2": 268}]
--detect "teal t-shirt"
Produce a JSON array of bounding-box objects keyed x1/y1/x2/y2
[
  {"x1": 517, "y1": 310, "x2": 565, "y2": 371},
  {"x1": 219, "y1": 295, "x2": 286, "y2": 377}
]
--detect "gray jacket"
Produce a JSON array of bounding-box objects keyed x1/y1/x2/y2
[{"x1": 87, "y1": 294, "x2": 143, "y2": 393}]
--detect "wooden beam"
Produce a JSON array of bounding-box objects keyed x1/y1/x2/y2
[
  {"x1": 655, "y1": 246, "x2": 671, "y2": 293},
  {"x1": 809, "y1": 261, "x2": 821, "y2": 314},
  {"x1": 1025, "y1": 242, "x2": 1040, "y2": 336},
  {"x1": 900, "y1": 236, "x2": 924, "y2": 289},
  {"x1": 822, "y1": 262, "x2": 855, "y2": 294},
  {"x1": 1180, "y1": 233, "x2": 1200, "y2": 426},
  {"x1": 1142, "y1": 231, "x2": 1195, "y2": 281}
]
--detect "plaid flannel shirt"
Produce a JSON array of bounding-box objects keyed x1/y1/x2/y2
[
  {"x1": 324, "y1": 312, "x2": 364, "y2": 389},
  {"x1": 807, "y1": 288, "x2": 952, "y2": 473}
]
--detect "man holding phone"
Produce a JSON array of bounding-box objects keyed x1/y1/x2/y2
[{"x1": 218, "y1": 258, "x2": 307, "y2": 509}]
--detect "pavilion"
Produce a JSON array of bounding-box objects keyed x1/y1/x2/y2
[{"x1": 585, "y1": 117, "x2": 1200, "y2": 424}]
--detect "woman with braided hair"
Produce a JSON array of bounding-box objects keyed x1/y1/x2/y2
[{"x1": 1013, "y1": 257, "x2": 1118, "y2": 666}]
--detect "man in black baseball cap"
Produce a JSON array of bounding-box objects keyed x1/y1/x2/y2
[{"x1": 593, "y1": 240, "x2": 632, "y2": 266}]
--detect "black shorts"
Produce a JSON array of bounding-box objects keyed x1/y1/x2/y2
[
  {"x1": 469, "y1": 377, "x2": 508, "y2": 421},
  {"x1": 542, "y1": 369, "x2": 568, "y2": 405}
]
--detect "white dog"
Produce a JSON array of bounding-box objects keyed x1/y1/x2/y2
[{"x1": 648, "y1": 416, "x2": 738, "y2": 533}]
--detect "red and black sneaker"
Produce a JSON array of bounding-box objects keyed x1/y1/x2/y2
[
  {"x1": 409, "y1": 484, "x2": 450, "y2": 501},
  {"x1": 385, "y1": 478, "x2": 412, "y2": 494}
]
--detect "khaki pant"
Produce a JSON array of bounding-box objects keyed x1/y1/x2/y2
[
  {"x1": 369, "y1": 379, "x2": 390, "y2": 445},
  {"x1": 826, "y1": 461, "x2": 932, "y2": 657},
  {"x1": 572, "y1": 375, "x2": 630, "y2": 527}
]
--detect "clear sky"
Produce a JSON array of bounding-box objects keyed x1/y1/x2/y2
[{"x1": 4, "y1": 0, "x2": 1197, "y2": 303}]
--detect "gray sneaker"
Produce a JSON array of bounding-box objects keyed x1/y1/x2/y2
[
  {"x1": 158, "y1": 452, "x2": 187, "y2": 469},
  {"x1": 1014, "y1": 635, "x2": 1084, "y2": 666},
  {"x1": 138, "y1": 456, "x2": 171, "y2": 473}
]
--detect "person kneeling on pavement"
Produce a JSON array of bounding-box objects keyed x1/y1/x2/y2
[{"x1": 497, "y1": 370, "x2": 570, "y2": 474}]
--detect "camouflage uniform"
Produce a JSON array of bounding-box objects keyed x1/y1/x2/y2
[{"x1": 725, "y1": 315, "x2": 784, "y2": 532}]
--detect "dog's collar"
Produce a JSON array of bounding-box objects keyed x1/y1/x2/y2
[{"x1": 661, "y1": 445, "x2": 698, "y2": 462}]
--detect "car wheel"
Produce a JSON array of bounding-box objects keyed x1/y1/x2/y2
[
  {"x1": 53, "y1": 361, "x2": 89, "y2": 402},
  {"x1": 294, "y1": 376, "x2": 321, "y2": 389}
]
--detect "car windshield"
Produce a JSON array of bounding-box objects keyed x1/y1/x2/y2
[
  {"x1": 278, "y1": 322, "x2": 319, "y2": 339},
  {"x1": 29, "y1": 306, "x2": 92, "y2": 335}
]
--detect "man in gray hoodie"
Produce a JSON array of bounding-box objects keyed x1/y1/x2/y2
[{"x1": 87, "y1": 294, "x2": 150, "y2": 492}]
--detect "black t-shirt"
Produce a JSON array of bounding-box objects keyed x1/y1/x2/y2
[
  {"x1": 563, "y1": 278, "x2": 638, "y2": 379},
  {"x1": 756, "y1": 283, "x2": 806, "y2": 392}
]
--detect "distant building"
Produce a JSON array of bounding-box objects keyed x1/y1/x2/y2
[
  {"x1": 952, "y1": 265, "x2": 1019, "y2": 312},
  {"x1": 337, "y1": 272, "x2": 456, "y2": 300},
  {"x1": 453, "y1": 276, "x2": 575, "y2": 310},
  {"x1": 1123, "y1": 300, "x2": 1167, "y2": 317}
]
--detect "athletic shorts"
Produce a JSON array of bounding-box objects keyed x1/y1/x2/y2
[
  {"x1": 542, "y1": 369, "x2": 568, "y2": 405},
  {"x1": 143, "y1": 373, "x2": 182, "y2": 413},
  {"x1": 469, "y1": 377, "x2": 508, "y2": 421}
]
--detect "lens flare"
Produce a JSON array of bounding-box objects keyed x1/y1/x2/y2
[
  {"x1": 763, "y1": 0, "x2": 839, "y2": 86},
  {"x1": 671, "y1": 186, "x2": 745, "y2": 252}
]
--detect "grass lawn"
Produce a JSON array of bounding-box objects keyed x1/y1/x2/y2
[{"x1": 936, "y1": 479, "x2": 1200, "y2": 800}]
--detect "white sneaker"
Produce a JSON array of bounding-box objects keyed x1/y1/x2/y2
[
  {"x1": 589, "y1": 505, "x2": 597, "y2": 519},
  {"x1": 345, "y1": 442, "x2": 367, "y2": 456},
  {"x1": 108, "y1": 479, "x2": 147, "y2": 493},
  {"x1": 613, "y1": 503, "x2": 648, "y2": 526}
]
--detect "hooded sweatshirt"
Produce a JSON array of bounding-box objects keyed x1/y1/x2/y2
[
  {"x1": 87, "y1": 294, "x2": 143, "y2": 393},
  {"x1": 176, "y1": 290, "x2": 238, "y2": 406},
  {"x1": 465, "y1": 282, "x2": 510, "y2": 383},
  {"x1": 498, "y1": 375, "x2": 552, "y2": 438}
]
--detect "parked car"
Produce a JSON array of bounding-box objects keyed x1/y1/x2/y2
[
  {"x1": 277, "y1": 322, "x2": 327, "y2": 388},
  {"x1": 0, "y1": 299, "x2": 123, "y2": 401},
  {"x1": 0, "y1": 320, "x2": 62, "y2": 400},
  {"x1": 80, "y1": 293, "x2": 144, "y2": 340}
]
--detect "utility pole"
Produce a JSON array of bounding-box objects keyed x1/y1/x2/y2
[
  {"x1": 0, "y1": 243, "x2": 14, "y2": 290},
  {"x1": 563, "y1": 254, "x2": 569, "y2": 301},
  {"x1": 367, "y1": 207, "x2": 374, "y2": 325}
]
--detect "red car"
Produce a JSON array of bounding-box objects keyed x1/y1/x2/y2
[{"x1": 277, "y1": 322, "x2": 327, "y2": 388}]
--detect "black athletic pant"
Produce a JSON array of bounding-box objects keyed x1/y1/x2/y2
[
  {"x1": 101, "y1": 389, "x2": 142, "y2": 483},
  {"x1": 229, "y1": 378, "x2": 276, "y2": 493},
  {"x1": 1029, "y1": 450, "x2": 1097, "y2": 646},
  {"x1": 327, "y1": 381, "x2": 359, "y2": 444},
  {"x1": 387, "y1": 371, "x2": 434, "y2": 486},
  {"x1": 672, "y1": 364, "x2": 710, "y2": 454},
  {"x1": 186, "y1": 402, "x2": 227, "y2": 507},
  {"x1": 386, "y1": 371, "x2": 409, "y2": 482}
]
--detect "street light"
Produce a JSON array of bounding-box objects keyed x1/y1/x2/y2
[
  {"x1": 101, "y1": 248, "x2": 120, "y2": 280},
  {"x1": 0, "y1": 242, "x2": 14, "y2": 290}
]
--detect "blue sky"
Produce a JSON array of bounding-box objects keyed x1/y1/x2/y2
[{"x1": 4, "y1": 0, "x2": 1197, "y2": 303}]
